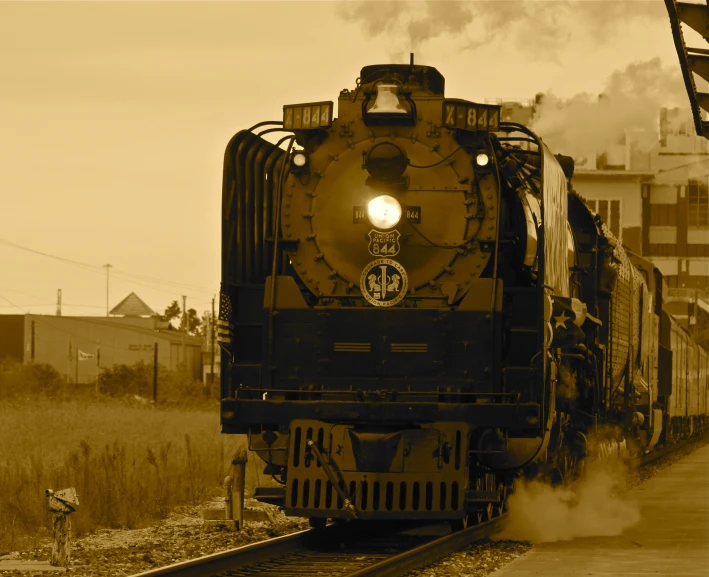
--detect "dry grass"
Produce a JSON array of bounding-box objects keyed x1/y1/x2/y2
[{"x1": 0, "y1": 398, "x2": 262, "y2": 552}]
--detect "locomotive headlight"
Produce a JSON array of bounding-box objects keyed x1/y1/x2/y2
[
  {"x1": 291, "y1": 152, "x2": 308, "y2": 168},
  {"x1": 475, "y1": 152, "x2": 490, "y2": 167},
  {"x1": 367, "y1": 195, "x2": 402, "y2": 229}
]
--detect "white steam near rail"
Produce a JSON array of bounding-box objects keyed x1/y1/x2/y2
[{"x1": 493, "y1": 461, "x2": 641, "y2": 543}]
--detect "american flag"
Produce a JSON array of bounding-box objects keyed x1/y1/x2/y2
[{"x1": 217, "y1": 290, "x2": 234, "y2": 351}]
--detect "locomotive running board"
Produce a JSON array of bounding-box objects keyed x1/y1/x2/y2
[{"x1": 221, "y1": 398, "x2": 541, "y2": 429}]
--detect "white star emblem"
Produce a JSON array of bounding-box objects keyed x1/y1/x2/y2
[{"x1": 554, "y1": 311, "x2": 570, "y2": 329}]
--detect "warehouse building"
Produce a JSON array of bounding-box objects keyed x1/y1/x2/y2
[{"x1": 0, "y1": 293, "x2": 203, "y2": 383}]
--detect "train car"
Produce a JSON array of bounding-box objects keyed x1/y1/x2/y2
[
  {"x1": 217, "y1": 60, "x2": 709, "y2": 529},
  {"x1": 665, "y1": 315, "x2": 709, "y2": 440}
]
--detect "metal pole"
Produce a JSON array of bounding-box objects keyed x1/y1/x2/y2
[
  {"x1": 153, "y1": 342, "x2": 158, "y2": 403},
  {"x1": 31, "y1": 320, "x2": 35, "y2": 362},
  {"x1": 75, "y1": 354, "x2": 78, "y2": 385},
  {"x1": 210, "y1": 296, "x2": 215, "y2": 395},
  {"x1": 181, "y1": 295, "x2": 187, "y2": 368},
  {"x1": 103, "y1": 264, "x2": 112, "y2": 317},
  {"x1": 231, "y1": 451, "x2": 248, "y2": 528}
]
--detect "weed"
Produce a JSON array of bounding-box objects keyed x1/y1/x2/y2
[{"x1": 0, "y1": 399, "x2": 248, "y2": 551}]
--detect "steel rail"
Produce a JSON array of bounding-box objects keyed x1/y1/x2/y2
[
  {"x1": 126, "y1": 514, "x2": 506, "y2": 577},
  {"x1": 127, "y1": 527, "x2": 317, "y2": 577},
  {"x1": 347, "y1": 514, "x2": 507, "y2": 577}
]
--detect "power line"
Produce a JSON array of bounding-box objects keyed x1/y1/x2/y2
[{"x1": 0, "y1": 238, "x2": 216, "y2": 298}]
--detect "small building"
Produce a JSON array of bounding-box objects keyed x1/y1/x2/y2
[
  {"x1": 0, "y1": 293, "x2": 203, "y2": 383},
  {"x1": 642, "y1": 162, "x2": 709, "y2": 290},
  {"x1": 572, "y1": 169, "x2": 653, "y2": 255}
]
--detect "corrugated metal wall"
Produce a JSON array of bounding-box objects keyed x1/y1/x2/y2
[{"x1": 0, "y1": 315, "x2": 203, "y2": 383}]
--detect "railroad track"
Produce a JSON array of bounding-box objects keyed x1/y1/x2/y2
[
  {"x1": 128, "y1": 435, "x2": 709, "y2": 577},
  {"x1": 128, "y1": 515, "x2": 506, "y2": 577}
]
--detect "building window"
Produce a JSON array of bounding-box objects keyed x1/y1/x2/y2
[
  {"x1": 688, "y1": 179, "x2": 709, "y2": 227},
  {"x1": 687, "y1": 244, "x2": 709, "y2": 257},
  {"x1": 586, "y1": 199, "x2": 622, "y2": 240},
  {"x1": 649, "y1": 204, "x2": 677, "y2": 226},
  {"x1": 648, "y1": 244, "x2": 678, "y2": 257}
]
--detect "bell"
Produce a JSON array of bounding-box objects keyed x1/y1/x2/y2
[{"x1": 367, "y1": 83, "x2": 407, "y2": 114}]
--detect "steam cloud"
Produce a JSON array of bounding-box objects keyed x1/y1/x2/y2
[
  {"x1": 557, "y1": 364, "x2": 578, "y2": 401},
  {"x1": 493, "y1": 460, "x2": 641, "y2": 543},
  {"x1": 531, "y1": 57, "x2": 688, "y2": 163},
  {"x1": 337, "y1": 1, "x2": 666, "y2": 61}
]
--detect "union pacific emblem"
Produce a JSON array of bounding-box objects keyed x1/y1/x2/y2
[
  {"x1": 360, "y1": 258, "x2": 408, "y2": 307},
  {"x1": 367, "y1": 229, "x2": 401, "y2": 257}
]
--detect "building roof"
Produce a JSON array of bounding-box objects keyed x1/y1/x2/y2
[
  {"x1": 574, "y1": 169, "x2": 655, "y2": 180},
  {"x1": 109, "y1": 292, "x2": 157, "y2": 317},
  {"x1": 21, "y1": 313, "x2": 204, "y2": 345}
]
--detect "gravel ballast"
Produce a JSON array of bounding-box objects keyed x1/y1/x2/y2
[{"x1": 2, "y1": 436, "x2": 707, "y2": 577}]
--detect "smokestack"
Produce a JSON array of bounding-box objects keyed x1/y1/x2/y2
[
  {"x1": 410, "y1": 52, "x2": 414, "y2": 66},
  {"x1": 56, "y1": 289, "x2": 62, "y2": 316}
]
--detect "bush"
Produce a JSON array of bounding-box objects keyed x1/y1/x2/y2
[
  {"x1": 96, "y1": 361, "x2": 213, "y2": 408},
  {"x1": 0, "y1": 358, "x2": 66, "y2": 399},
  {"x1": 96, "y1": 361, "x2": 153, "y2": 398}
]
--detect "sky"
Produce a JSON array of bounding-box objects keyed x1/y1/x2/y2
[{"x1": 0, "y1": 0, "x2": 701, "y2": 319}]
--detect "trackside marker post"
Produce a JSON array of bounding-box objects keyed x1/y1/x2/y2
[
  {"x1": 45, "y1": 488, "x2": 79, "y2": 567},
  {"x1": 230, "y1": 450, "x2": 248, "y2": 528}
]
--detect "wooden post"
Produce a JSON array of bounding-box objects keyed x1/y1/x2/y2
[
  {"x1": 31, "y1": 320, "x2": 35, "y2": 362},
  {"x1": 230, "y1": 450, "x2": 248, "y2": 528},
  {"x1": 95, "y1": 347, "x2": 100, "y2": 395},
  {"x1": 209, "y1": 296, "x2": 215, "y2": 397},
  {"x1": 153, "y1": 342, "x2": 158, "y2": 404},
  {"x1": 223, "y1": 475, "x2": 234, "y2": 520},
  {"x1": 46, "y1": 488, "x2": 78, "y2": 568}
]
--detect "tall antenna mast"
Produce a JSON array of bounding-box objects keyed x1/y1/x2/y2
[
  {"x1": 103, "y1": 263, "x2": 112, "y2": 316},
  {"x1": 56, "y1": 289, "x2": 62, "y2": 316}
]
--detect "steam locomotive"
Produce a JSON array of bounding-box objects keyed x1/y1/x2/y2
[{"x1": 218, "y1": 61, "x2": 709, "y2": 529}]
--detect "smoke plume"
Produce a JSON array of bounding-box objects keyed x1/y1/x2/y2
[
  {"x1": 493, "y1": 459, "x2": 640, "y2": 543},
  {"x1": 531, "y1": 57, "x2": 687, "y2": 162},
  {"x1": 337, "y1": 1, "x2": 666, "y2": 61}
]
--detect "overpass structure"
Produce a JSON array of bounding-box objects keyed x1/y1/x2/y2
[{"x1": 665, "y1": 0, "x2": 709, "y2": 138}]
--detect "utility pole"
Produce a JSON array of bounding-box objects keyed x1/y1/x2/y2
[
  {"x1": 31, "y1": 320, "x2": 35, "y2": 362},
  {"x1": 56, "y1": 289, "x2": 62, "y2": 317},
  {"x1": 181, "y1": 295, "x2": 187, "y2": 369},
  {"x1": 103, "y1": 264, "x2": 112, "y2": 317},
  {"x1": 210, "y1": 296, "x2": 215, "y2": 396},
  {"x1": 153, "y1": 342, "x2": 158, "y2": 404}
]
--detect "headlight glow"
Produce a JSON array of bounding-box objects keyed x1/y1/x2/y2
[
  {"x1": 476, "y1": 152, "x2": 490, "y2": 167},
  {"x1": 367, "y1": 195, "x2": 402, "y2": 229},
  {"x1": 292, "y1": 152, "x2": 307, "y2": 167}
]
